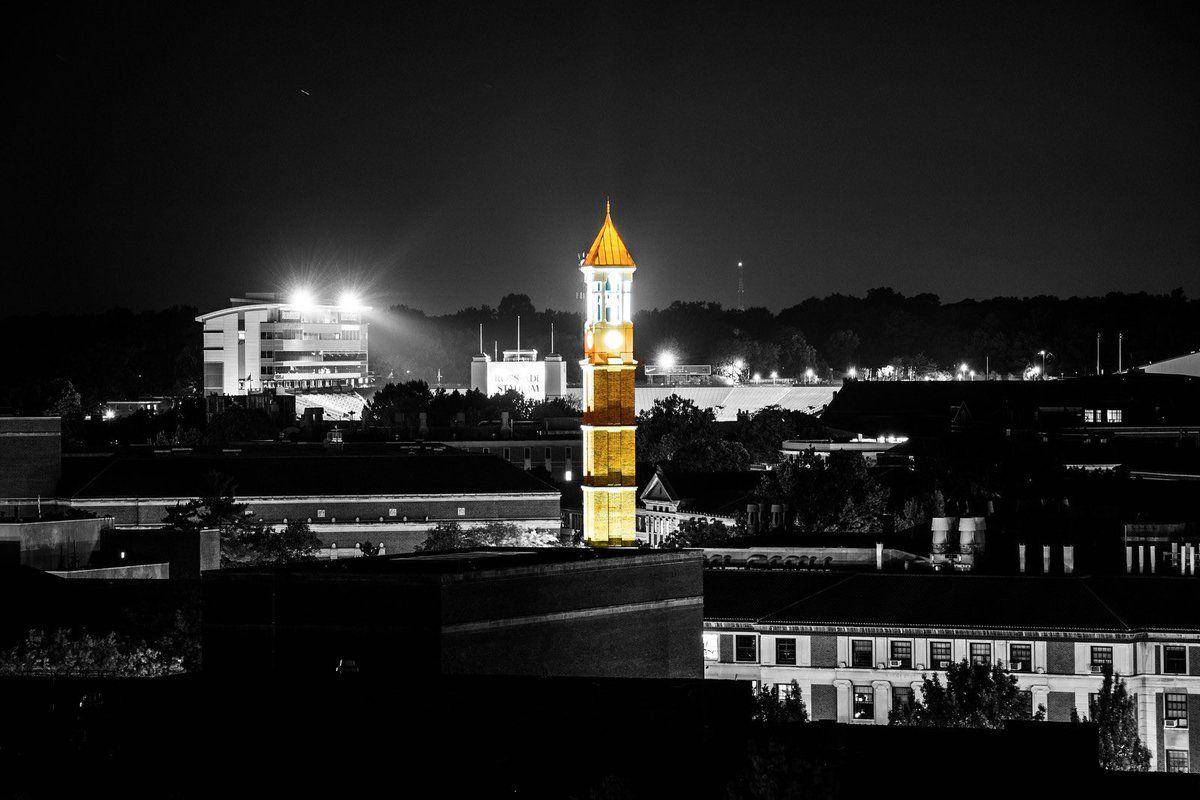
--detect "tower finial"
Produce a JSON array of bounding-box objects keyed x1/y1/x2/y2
[{"x1": 606, "y1": 196, "x2": 611, "y2": 216}]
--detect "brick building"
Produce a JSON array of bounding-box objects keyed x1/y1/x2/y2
[
  {"x1": 704, "y1": 571, "x2": 1200, "y2": 773},
  {"x1": 63, "y1": 443, "x2": 561, "y2": 554}
]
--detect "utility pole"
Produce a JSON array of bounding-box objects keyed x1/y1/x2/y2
[{"x1": 736, "y1": 261, "x2": 745, "y2": 311}]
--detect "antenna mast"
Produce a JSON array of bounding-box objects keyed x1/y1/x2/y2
[{"x1": 736, "y1": 261, "x2": 745, "y2": 311}]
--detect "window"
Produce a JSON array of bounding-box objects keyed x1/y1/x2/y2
[
  {"x1": 1018, "y1": 690, "x2": 1033, "y2": 716},
  {"x1": 565, "y1": 447, "x2": 572, "y2": 459},
  {"x1": 775, "y1": 683, "x2": 796, "y2": 700},
  {"x1": 889, "y1": 640, "x2": 912, "y2": 668},
  {"x1": 775, "y1": 638, "x2": 797, "y2": 665},
  {"x1": 1105, "y1": 409, "x2": 1123, "y2": 423},
  {"x1": 503, "y1": 448, "x2": 511, "y2": 460},
  {"x1": 735, "y1": 635, "x2": 757, "y2": 663},
  {"x1": 1083, "y1": 409, "x2": 1098, "y2": 424},
  {"x1": 1165, "y1": 692, "x2": 1189, "y2": 724},
  {"x1": 1009, "y1": 643, "x2": 1032, "y2": 672},
  {"x1": 1164, "y1": 645, "x2": 1187, "y2": 674},
  {"x1": 1090, "y1": 646, "x2": 1113, "y2": 673},
  {"x1": 852, "y1": 686, "x2": 874, "y2": 720},
  {"x1": 317, "y1": 509, "x2": 326, "y2": 518},
  {"x1": 851, "y1": 639, "x2": 873, "y2": 668},
  {"x1": 931, "y1": 641, "x2": 953, "y2": 668},
  {"x1": 389, "y1": 508, "x2": 397, "y2": 517},
  {"x1": 1166, "y1": 750, "x2": 1190, "y2": 774},
  {"x1": 523, "y1": 447, "x2": 531, "y2": 459},
  {"x1": 892, "y1": 686, "x2": 913, "y2": 710},
  {"x1": 702, "y1": 633, "x2": 719, "y2": 661},
  {"x1": 457, "y1": 507, "x2": 466, "y2": 517},
  {"x1": 970, "y1": 642, "x2": 992, "y2": 666}
]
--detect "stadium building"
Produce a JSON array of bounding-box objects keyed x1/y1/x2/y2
[{"x1": 198, "y1": 292, "x2": 370, "y2": 396}]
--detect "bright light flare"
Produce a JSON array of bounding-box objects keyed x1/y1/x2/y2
[
  {"x1": 658, "y1": 351, "x2": 678, "y2": 369},
  {"x1": 289, "y1": 288, "x2": 315, "y2": 311},
  {"x1": 338, "y1": 291, "x2": 363, "y2": 312}
]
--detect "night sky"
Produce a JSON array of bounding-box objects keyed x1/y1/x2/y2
[{"x1": 8, "y1": 1, "x2": 1198, "y2": 316}]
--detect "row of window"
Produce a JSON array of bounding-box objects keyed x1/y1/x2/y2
[
  {"x1": 261, "y1": 350, "x2": 368, "y2": 362},
  {"x1": 726, "y1": 636, "x2": 1142, "y2": 674},
  {"x1": 1082, "y1": 408, "x2": 1123, "y2": 424},
  {"x1": 260, "y1": 330, "x2": 364, "y2": 340}
]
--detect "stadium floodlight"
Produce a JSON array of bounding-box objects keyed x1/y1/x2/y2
[
  {"x1": 338, "y1": 291, "x2": 363, "y2": 312},
  {"x1": 658, "y1": 351, "x2": 678, "y2": 370},
  {"x1": 289, "y1": 288, "x2": 315, "y2": 311}
]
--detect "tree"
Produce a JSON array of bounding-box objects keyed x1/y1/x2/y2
[
  {"x1": 221, "y1": 520, "x2": 322, "y2": 566},
  {"x1": 0, "y1": 628, "x2": 184, "y2": 677},
  {"x1": 751, "y1": 679, "x2": 809, "y2": 729},
  {"x1": 670, "y1": 437, "x2": 752, "y2": 472},
  {"x1": 417, "y1": 521, "x2": 475, "y2": 552},
  {"x1": 890, "y1": 659, "x2": 1043, "y2": 729},
  {"x1": 637, "y1": 395, "x2": 720, "y2": 465},
  {"x1": 755, "y1": 452, "x2": 888, "y2": 534},
  {"x1": 203, "y1": 405, "x2": 278, "y2": 444},
  {"x1": 1081, "y1": 672, "x2": 1151, "y2": 771},
  {"x1": 661, "y1": 517, "x2": 738, "y2": 549}
]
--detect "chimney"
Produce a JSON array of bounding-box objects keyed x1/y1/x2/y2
[
  {"x1": 1018, "y1": 543, "x2": 1027, "y2": 573},
  {"x1": 1062, "y1": 544, "x2": 1075, "y2": 575}
]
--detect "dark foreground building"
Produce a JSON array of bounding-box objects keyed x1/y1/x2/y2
[{"x1": 203, "y1": 547, "x2": 704, "y2": 679}]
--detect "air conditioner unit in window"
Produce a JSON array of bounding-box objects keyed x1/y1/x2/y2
[
  {"x1": 916, "y1": 663, "x2": 926, "y2": 671},
  {"x1": 1035, "y1": 666, "x2": 1046, "y2": 674},
  {"x1": 888, "y1": 660, "x2": 903, "y2": 668},
  {"x1": 1090, "y1": 665, "x2": 1106, "y2": 674},
  {"x1": 1011, "y1": 661, "x2": 1024, "y2": 671},
  {"x1": 938, "y1": 661, "x2": 950, "y2": 669},
  {"x1": 1165, "y1": 719, "x2": 1180, "y2": 728}
]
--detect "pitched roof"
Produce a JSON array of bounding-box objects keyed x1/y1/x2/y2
[
  {"x1": 704, "y1": 571, "x2": 1200, "y2": 634},
  {"x1": 647, "y1": 468, "x2": 764, "y2": 515},
  {"x1": 581, "y1": 201, "x2": 636, "y2": 267}
]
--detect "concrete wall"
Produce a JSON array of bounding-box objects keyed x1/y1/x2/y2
[
  {"x1": 0, "y1": 516, "x2": 113, "y2": 570},
  {"x1": 49, "y1": 562, "x2": 170, "y2": 579}
]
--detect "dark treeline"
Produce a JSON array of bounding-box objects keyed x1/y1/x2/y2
[
  {"x1": 373, "y1": 288, "x2": 1200, "y2": 385},
  {"x1": 3, "y1": 290, "x2": 1197, "y2": 414}
]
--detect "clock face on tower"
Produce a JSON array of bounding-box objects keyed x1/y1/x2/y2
[{"x1": 579, "y1": 202, "x2": 638, "y2": 547}]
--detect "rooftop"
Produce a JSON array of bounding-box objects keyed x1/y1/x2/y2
[
  {"x1": 70, "y1": 445, "x2": 559, "y2": 499},
  {"x1": 704, "y1": 571, "x2": 1200, "y2": 634},
  {"x1": 581, "y1": 201, "x2": 636, "y2": 268},
  {"x1": 214, "y1": 546, "x2": 699, "y2": 580}
]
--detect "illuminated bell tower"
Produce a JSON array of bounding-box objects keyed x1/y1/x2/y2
[{"x1": 580, "y1": 200, "x2": 637, "y2": 547}]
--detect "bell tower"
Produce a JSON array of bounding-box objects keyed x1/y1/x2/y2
[{"x1": 580, "y1": 200, "x2": 637, "y2": 547}]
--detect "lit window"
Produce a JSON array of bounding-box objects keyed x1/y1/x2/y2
[
  {"x1": 775, "y1": 683, "x2": 796, "y2": 700},
  {"x1": 1083, "y1": 409, "x2": 1098, "y2": 424},
  {"x1": 1164, "y1": 646, "x2": 1187, "y2": 674},
  {"x1": 775, "y1": 638, "x2": 797, "y2": 665},
  {"x1": 851, "y1": 639, "x2": 873, "y2": 668},
  {"x1": 852, "y1": 686, "x2": 874, "y2": 720},
  {"x1": 1166, "y1": 692, "x2": 1189, "y2": 724},
  {"x1": 317, "y1": 509, "x2": 326, "y2": 518},
  {"x1": 702, "y1": 633, "x2": 719, "y2": 661},
  {"x1": 889, "y1": 640, "x2": 912, "y2": 668},
  {"x1": 1090, "y1": 646, "x2": 1113, "y2": 673},
  {"x1": 734, "y1": 635, "x2": 757, "y2": 663},
  {"x1": 389, "y1": 508, "x2": 397, "y2": 517},
  {"x1": 970, "y1": 642, "x2": 991, "y2": 665},
  {"x1": 1166, "y1": 750, "x2": 1189, "y2": 773},
  {"x1": 930, "y1": 641, "x2": 953, "y2": 668},
  {"x1": 1105, "y1": 409, "x2": 1123, "y2": 423},
  {"x1": 1009, "y1": 644, "x2": 1032, "y2": 672},
  {"x1": 457, "y1": 507, "x2": 465, "y2": 517}
]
